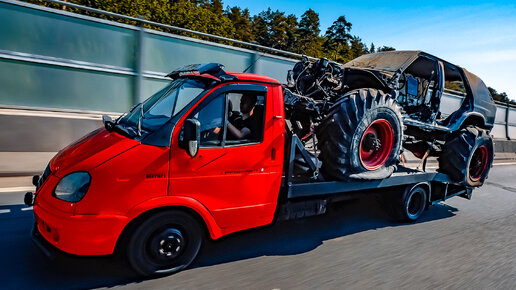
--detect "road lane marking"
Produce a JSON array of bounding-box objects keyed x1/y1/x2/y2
[
  {"x1": 21, "y1": 207, "x2": 33, "y2": 211},
  {"x1": 0, "y1": 108, "x2": 120, "y2": 120},
  {"x1": 0, "y1": 209, "x2": 11, "y2": 214},
  {"x1": 0, "y1": 186, "x2": 35, "y2": 193},
  {"x1": 485, "y1": 181, "x2": 516, "y2": 193},
  {"x1": 493, "y1": 162, "x2": 516, "y2": 166}
]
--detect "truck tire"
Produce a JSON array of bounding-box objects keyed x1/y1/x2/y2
[
  {"x1": 125, "y1": 210, "x2": 203, "y2": 277},
  {"x1": 390, "y1": 184, "x2": 428, "y2": 222},
  {"x1": 316, "y1": 88, "x2": 404, "y2": 180},
  {"x1": 438, "y1": 126, "x2": 494, "y2": 187}
]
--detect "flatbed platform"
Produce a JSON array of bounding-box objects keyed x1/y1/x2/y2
[{"x1": 287, "y1": 167, "x2": 452, "y2": 199}]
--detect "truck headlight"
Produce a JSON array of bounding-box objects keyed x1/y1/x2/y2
[{"x1": 53, "y1": 172, "x2": 91, "y2": 202}]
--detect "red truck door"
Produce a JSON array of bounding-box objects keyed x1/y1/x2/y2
[{"x1": 169, "y1": 83, "x2": 285, "y2": 233}]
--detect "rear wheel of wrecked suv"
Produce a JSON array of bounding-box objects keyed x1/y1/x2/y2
[
  {"x1": 316, "y1": 88, "x2": 404, "y2": 180},
  {"x1": 438, "y1": 126, "x2": 494, "y2": 187}
]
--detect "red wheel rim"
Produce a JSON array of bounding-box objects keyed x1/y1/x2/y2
[
  {"x1": 469, "y1": 145, "x2": 489, "y2": 181},
  {"x1": 359, "y1": 119, "x2": 394, "y2": 170}
]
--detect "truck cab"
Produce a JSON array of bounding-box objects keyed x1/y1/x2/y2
[{"x1": 28, "y1": 64, "x2": 285, "y2": 275}]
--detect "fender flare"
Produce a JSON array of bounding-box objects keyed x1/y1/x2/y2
[
  {"x1": 126, "y1": 196, "x2": 224, "y2": 240},
  {"x1": 449, "y1": 111, "x2": 488, "y2": 131}
]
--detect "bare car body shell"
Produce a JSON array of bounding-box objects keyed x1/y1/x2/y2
[{"x1": 343, "y1": 50, "x2": 496, "y2": 136}]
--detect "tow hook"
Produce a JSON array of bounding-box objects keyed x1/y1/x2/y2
[{"x1": 24, "y1": 192, "x2": 34, "y2": 206}]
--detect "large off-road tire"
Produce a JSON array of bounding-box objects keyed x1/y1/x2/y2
[
  {"x1": 316, "y1": 88, "x2": 404, "y2": 180},
  {"x1": 438, "y1": 126, "x2": 494, "y2": 187},
  {"x1": 125, "y1": 210, "x2": 203, "y2": 277}
]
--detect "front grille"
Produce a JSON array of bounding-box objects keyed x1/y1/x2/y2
[{"x1": 37, "y1": 164, "x2": 51, "y2": 191}]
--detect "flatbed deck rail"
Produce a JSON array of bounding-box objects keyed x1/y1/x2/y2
[
  {"x1": 286, "y1": 167, "x2": 451, "y2": 199},
  {"x1": 282, "y1": 131, "x2": 470, "y2": 203}
]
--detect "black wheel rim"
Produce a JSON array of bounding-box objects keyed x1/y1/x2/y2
[
  {"x1": 406, "y1": 188, "x2": 426, "y2": 219},
  {"x1": 359, "y1": 119, "x2": 394, "y2": 170},
  {"x1": 145, "y1": 226, "x2": 187, "y2": 269},
  {"x1": 469, "y1": 145, "x2": 489, "y2": 181}
]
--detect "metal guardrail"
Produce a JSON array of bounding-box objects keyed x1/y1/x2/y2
[
  {"x1": 29, "y1": 0, "x2": 317, "y2": 61},
  {"x1": 0, "y1": 0, "x2": 515, "y2": 141},
  {"x1": 0, "y1": 0, "x2": 312, "y2": 111},
  {"x1": 495, "y1": 101, "x2": 516, "y2": 140}
]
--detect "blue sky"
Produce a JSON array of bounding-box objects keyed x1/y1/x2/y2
[{"x1": 224, "y1": 0, "x2": 516, "y2": 99}]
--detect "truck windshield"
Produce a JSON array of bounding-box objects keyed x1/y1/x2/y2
[{"x1": 115, "y1": 78, "x2": 209, "y2": 139}]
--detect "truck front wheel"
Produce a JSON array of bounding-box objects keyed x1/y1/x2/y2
[{"x1": 125, "y1": 210, "x2": 203, "y2": 276}]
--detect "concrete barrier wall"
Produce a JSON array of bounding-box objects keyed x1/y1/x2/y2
[
  {"x1": 0, "y1": 0, "x2": 297, "y2": 113},
  {"x1": 0, "y1": 0, "x2": 515, "y2": 154}
]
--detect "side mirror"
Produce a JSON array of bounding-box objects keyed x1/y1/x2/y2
[
  {"x1": 102, "y1": 114, "x2": 114, "y2": 132},
  {"x1": 181, "y1": 119, "x2": 201, "y2": 157}
]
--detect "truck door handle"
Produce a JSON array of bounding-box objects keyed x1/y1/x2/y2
[{"x1": 274, "y1": 115, "x2": 282, "y2": 119}]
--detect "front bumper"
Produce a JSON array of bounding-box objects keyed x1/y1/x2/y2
[
  {"x1": 33, "y1": 204, "x2": 129, "y2": 256},
  {"x1": 31, "y1": 223, "x2": 57, "y2": 259}
]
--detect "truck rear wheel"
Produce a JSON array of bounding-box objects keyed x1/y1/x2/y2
[
  {"x1": 438, "y1": 126, "x2": 494, "y2": 187},
  {"x1": 390, "y1": 184, "x2": 428, "y2": 222},
  {"x1": 125, "y1": 210, "x2": 203, "y2": 277},
  {"x1": 316, "y1": 88, "x2": 404, "y2": 180}
]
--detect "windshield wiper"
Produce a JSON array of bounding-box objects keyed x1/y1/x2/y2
[
  {"x1": 102, "y1": 114, "x2": 115, "y2": 132},
  {"x1": 136, "y1": 103, "x2": 144, "y2": 137},
  {"x1": 103, "y1": 114, "x2": 132, "y2": 137}
]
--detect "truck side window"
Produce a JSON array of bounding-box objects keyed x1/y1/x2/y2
[
  {"x1": 226, "y1": 92, "x2": 265, "y2": 145},
  {"x1": 185, "y1": 90, "x2": 266, "y2": 148},
  {"x1": 189, "y1": 93, "x2": 225, "y2": 147}
]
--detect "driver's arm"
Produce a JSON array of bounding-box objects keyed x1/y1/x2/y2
[{"x1": 227, "y1": 122, "x2": 251, "y2": 139}]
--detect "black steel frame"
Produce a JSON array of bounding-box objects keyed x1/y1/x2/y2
[{"x1": 282, "y1": 128, "x2": 470, "y2": 202}]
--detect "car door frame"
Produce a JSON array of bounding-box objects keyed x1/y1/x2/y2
[{"x1": 168, "y1": 82, "x2": 284, "y2": 234}]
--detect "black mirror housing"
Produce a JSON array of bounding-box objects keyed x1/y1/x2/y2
[
  {"x1": 102, "y1": 114, "x2": 114, "y2": 132},
  {"x1": 181, "y1": 119, "x2": 201, "y2": 157}
]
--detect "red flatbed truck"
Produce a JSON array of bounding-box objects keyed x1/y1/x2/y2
[{"x1": 24, "y1": 63, "x2": 475, "y2": 276}]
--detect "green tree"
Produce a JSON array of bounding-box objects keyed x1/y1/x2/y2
[
  {"x1": 324, "y1": 15, "x2": 353, "y2": 62},
  {"x1": 253, "y1": 8, "x2": 298, "y2": 50},
  {"x1": 225, "y1": 6, "x2": 254, "y2": 42},
  {"x1": 190, "y1": 0, "x2": 210, "y2": 7},
  {"x1": 297, "y1": 9, "x2": 323, "y2": 57},
  {"x1": 202, "y1": 0, "x2": 223, "y2": 15},
  {"x1": 68, "y1": 0, "x2": 173, "y2": 24},
  {"x1": 268, "y1": 9, "x2": 290, "y2": 50},
  {"x1": 23, "y1": 0, "x2": 399, "y2": 61},
  {"x1": 378, "y1": 46, "x2": 396, "y2": 52},
  {"x1": 350, "y1": 36, "x2": 368, "y2": 59},
  {"x1": 369, "y1": 43, "x2": 376, "y2": 53},
  {"x1": 488, "y1": 87, "x2": 514, "y2": 104},
  {"x1": 165, "y1": 0, "x2": 235, "y2": 38},
  {"x1": 40, "y1": 0, "x2": 235, "y2": 40},
  {"x1": 252, "y1": 11, "x2": 272, "y2": 47},
  {"x1": 284, "y1": 14, "x2": 299, "y2": 51}
]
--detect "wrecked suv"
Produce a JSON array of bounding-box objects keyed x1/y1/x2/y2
[{"x1": 285, "y1": 50, "x2": 496, "y2": 186}]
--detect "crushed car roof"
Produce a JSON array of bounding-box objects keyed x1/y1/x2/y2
[
  {"x1": 344, "y1": 50, "x2": 422, "y2": 72},
  {"x1": 345, "y1": 50, "x2": 493, "y2": 108}
]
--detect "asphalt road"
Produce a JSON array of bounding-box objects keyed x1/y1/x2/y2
[{"x1": 1, "y1": 165, "x2": 515, "y2": 290}]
